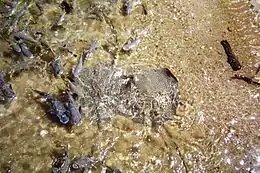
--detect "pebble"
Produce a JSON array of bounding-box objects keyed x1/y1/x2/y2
[
  {"x1": 226, "y1": 158, "x2": 232, "y2": 165},
  {"x1": 240, "y1": 160, "x2": 244, "y2": 166},
  {"x1": 40, "y1": 130, "x2": 48, "y2": 137}
]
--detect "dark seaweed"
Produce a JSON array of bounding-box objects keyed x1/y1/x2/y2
[
  {"x1": 231, "y1": 74, "x2": 260, "y2": 87},
  {"x1": 221, "y1": 40, "x2": 242, "y2": 71}
]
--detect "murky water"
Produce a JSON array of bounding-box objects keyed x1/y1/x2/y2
[{"x1": 0, "y1": 0, "x2": 259, "y2": 172}]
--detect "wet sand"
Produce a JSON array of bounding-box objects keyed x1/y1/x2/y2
[{"x1": 0, "y1": 0, "x2": 259, "y2": 172}]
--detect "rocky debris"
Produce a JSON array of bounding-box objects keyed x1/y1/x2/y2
[{"x1": 76, "y1": 62, "x2": 179, "y2": 126}]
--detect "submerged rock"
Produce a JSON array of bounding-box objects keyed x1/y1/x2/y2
[{"x1": 76, "y1": 62, "x2": 179, "y2": 126}]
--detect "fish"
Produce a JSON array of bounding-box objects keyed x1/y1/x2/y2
[
  {"x1": 111, "y1": 0, "x2": 119, "y2": 5},
  {"x1": 122, "y1": 0, "x2": 146, "y2": 16},
  {"x1": 221, "y1": 40, "x2": 242, "y2": 71},
  {"x1": 73, "y1": 40, "x2": 98, "y2": 78},
  {"x1": 13, "y1": 31, "x2": 38, "y2": 44},
  {"x1": 82, "y1": 40, "x2": 98, "y2": 62},
  {"x1": 19, "y1": 43, "x2": 33, "y2": 58},
  {"x1": 112, "y1": 168, "x2": 122, "y2": 173},
  {"x1": 5, "y1": 0, "x2": 18, "y2": 17},
  {"x1": 7, "y1": 2, "x2": 27, "y2": 34},
  {"x1": 72, "y1": 0, "x2": 77, "y2": 11},
  {"x1": 56, "y1": 11, "x2": 66, "y2": 26},
  {"x1": 0, "y1": 72, "x2": 16, "y2": 104},
  {"x1": 73, "y1": 54, "x2": 83, "y2": 78},
  {"x1": 52, "y1": 57, "x2": 63, "y2": 77},
  {"x1": 10, "y1": 41, "x2": 21, "y2": 53},
  {"x1": 123, "y1": 0, "x2": 133, "y2": 16},
  {"x1": 66, "y1": 92, "x2": 82, "y2": 126},
  {"x1": 10, "y1": 31, "x2": 36, "y2": 58},
  {"x1": 135, "y1": 0, "x2": 142, "y2": 5},
  {"x1": 101, "y1": 166, "x2": 122, "y2": 173},
  {"x1": 68, "y1": 81, "x2": 84, "y2": 99},
  {"x1": 52, "y1": 148, "x2": 70, "y2": 173},
  {"x1": 33, "y1": 90, "x2": 69, "y2": 124},
  {"x1": 70, "y1": 156, "x2": 100, "y2": 172},
  {"x1": 122, "y1": 37, "x2": 141, "y2": 51}
]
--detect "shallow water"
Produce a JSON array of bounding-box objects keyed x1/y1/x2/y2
[{"x1": 0, "y1": 0, "x2": 259, "y2": 172}]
